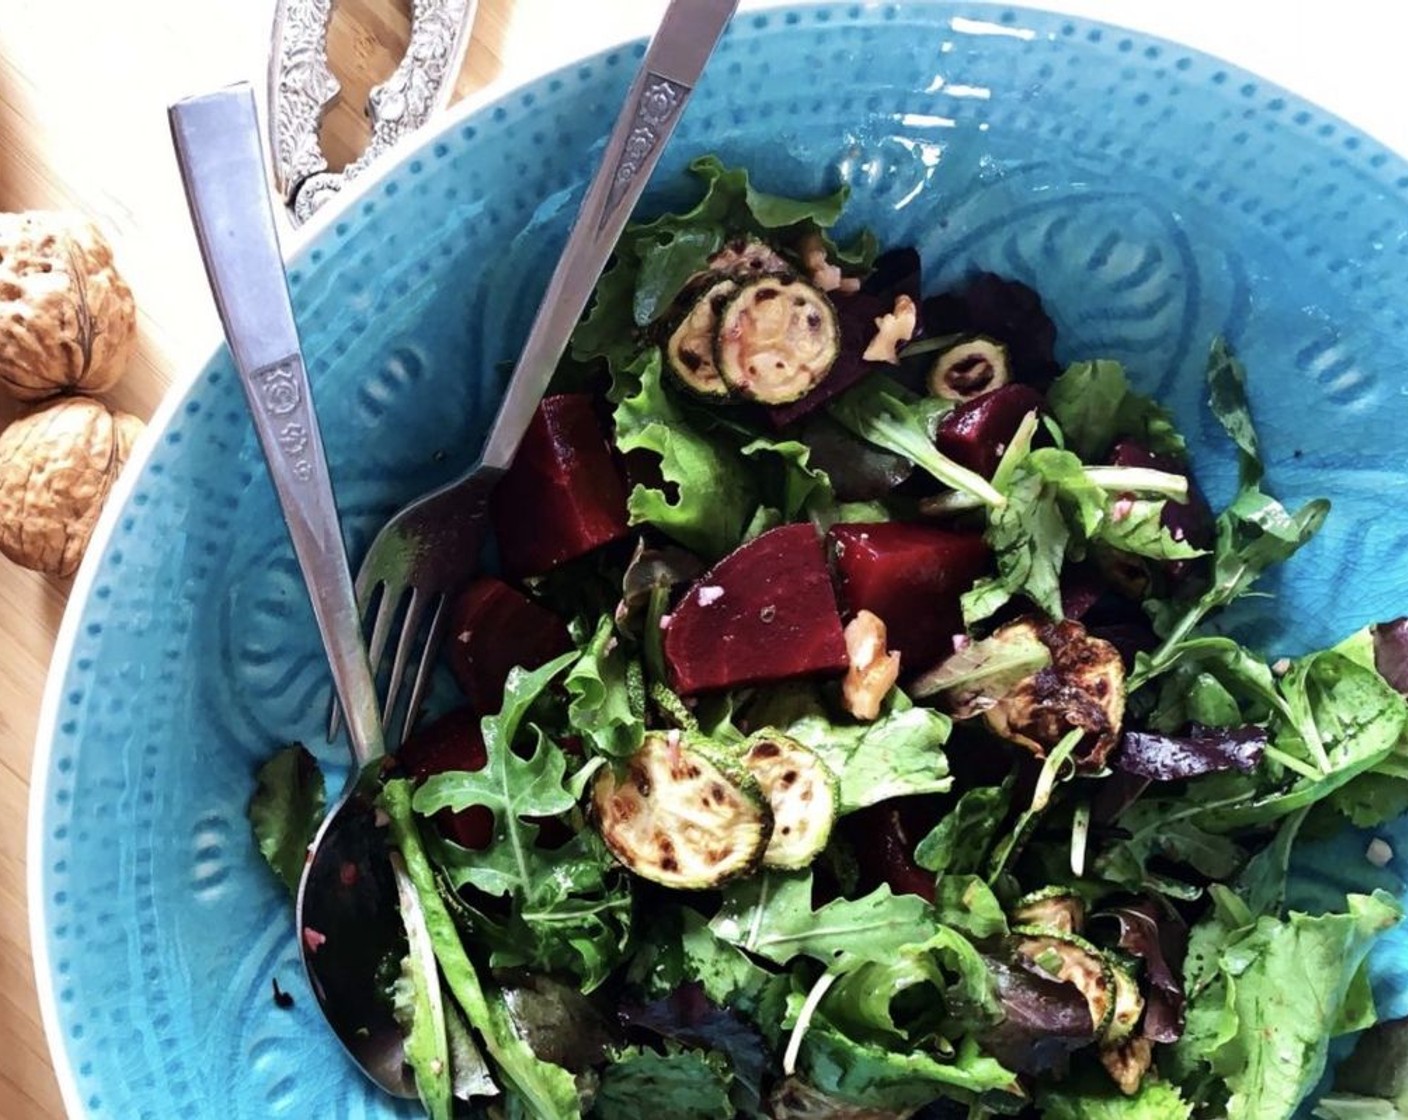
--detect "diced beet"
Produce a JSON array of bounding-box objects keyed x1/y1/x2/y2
[
  {"x1": 847, "y1": 801, "x2": 939, "y2": 902},
  {"x1": 922, "y1": 273, "x2": 1061, "y2": 386},
  {"x1": 934, "y1": 383, "x2": 1047, "y2": 479},
  {"x1": 1060, "y1": 563, "x2": 1106, "y2": 622},
  {"x1": 827, "y1": 522, "x2": 991, "y2": 672},
  {"x1": 447, "y1": 577, "x2": 572, "y2": 714},
  {"x1": 663, "y1": 523, "x2": 848, "y2": 695},
  {"x1": 397, "y1": 708, "x2": 494, "y2": 850},
  {"x1": 490, "y1": 394, "x2": 631, "y2": 577}
]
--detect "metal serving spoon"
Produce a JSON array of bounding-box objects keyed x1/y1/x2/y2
[
  {"x1": 171, "y1": 86, "x2": 425, "y2": 1097},
  {"x1": 171, "y1": 0, "x2": 734, "y2": 1100}
]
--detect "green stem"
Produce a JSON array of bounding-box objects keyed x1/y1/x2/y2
[{"x1": 1083, "y1": 465, "x2": 1190, "y2": 502}]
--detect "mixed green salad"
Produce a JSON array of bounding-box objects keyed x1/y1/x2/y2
[{"x1": 251, "y1": 157, "x2": 1408, "y2": 1119}]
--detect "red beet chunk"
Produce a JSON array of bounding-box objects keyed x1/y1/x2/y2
[
  {"x1": 490, "y1": 394, "x2": 630, "y2": 577},
  {"x1": 934, "y1": 383, "x2": 1047, "y2": 479},
  {"x1": 447, "y1": 577, "x2": 572, "y2": 715},
  {"x1": 828, "y1": 522, "x2": 990, "y2": 672},
  {"x1": 397, "y1": 708, "x2": 494, "y2": 850},
  {"x1": 663, "y1": 523, "x2": 848, "y2": 695}
]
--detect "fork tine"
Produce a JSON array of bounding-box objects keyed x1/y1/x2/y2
[
  {"x1": 398, "y1": 593, "x2": 449, "y2": 747},
  {"x1": 383, "y1": 586, "x2": 431, "y2": 745}
]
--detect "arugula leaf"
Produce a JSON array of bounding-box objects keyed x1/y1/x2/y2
[
  {"x1": 961, "y1": 447, "x2": 1104, "y2": 624},
  {"x1": 782, "y1": 701, "x2": 953, "y2": 812},
  {"x1": 679, "y1": 906, "x2": 778, "y2": 1008},
  {"x1": 1144, "y1": 635, "x2": 1286, "y2": 732},
  {"x1": 930, "y1": 875, "x2": 1009, "y2": 940},
  {"x1": 1046, "y1": 358, "x2": 1186, "y2": 460},
  {"x1": 613, "y1": 349, "x2": 757, "y2": 557},
  {"x1": 1136, "y1": 485, "x2": 1330, "y2": 685},
  {"x1": 820, "y1": 927, "x2": 1002, "y2": 1046},
  {"x1": 798, "y1": 1030, "x2": 1019, "y2": 1110},
  {"x1": 1095, "y1": 799, "x2": 1248, "y2": 894},
  {"x1": 827, "y1": 376, "x2": 1005, "y2": 509},
  {"x1": 1173, "y1": 891, "x2": 1402, "y2": 1120},
  {"x1": 592, "y1": 1047, "x2": 734, "y2": 1120},
  {"x1": 915, "y1": 782, "x2": 1014, "y2": 877},
  {"x1": 709, "y1": 870, "x2": 938, "y2": 966},
  {"x1": 415, "y1": 654, "x2": 631, "y2": 988},
  {"x1": 381, "y1": 779, "x2": 583, "y2": 1120},
  {"x1": 1097, "y1": 498, "x2": 1208, "y2": 561},
  {"x1": 1037, "y1": 1068, "x2": 1193, "y2": 1119},
  {"x1": 1206, "y1": 337, "x2": 1262, "y2": 482},
  {"x1": 248, "y1": 744, "x2": 325, "y2": 895},
  {"x1": 911, "y1": 626, "x2": 1051, "y2": 715},
  {"x1": 565, "y1": 616, "x2": 645, "y2": 759}
]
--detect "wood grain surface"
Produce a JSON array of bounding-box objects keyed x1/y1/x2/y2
[{"x1": 0, "y1": 1, "x2": 1402, "y2": 1115}]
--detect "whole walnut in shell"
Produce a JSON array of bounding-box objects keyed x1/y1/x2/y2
[
  {"x1": 0, "y1": 397, "x2": 143, "y2": 577},
  {"x1": 0, "y1": 212, "x2": 137, "y2": 402}
]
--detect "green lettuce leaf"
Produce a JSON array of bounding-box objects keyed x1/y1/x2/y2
[
  {"x1": 565, "y1": 616, "x2": 645, "y2": 759},
  {"x1": 1046, "y1": 358, "x2": 1185, "y2": 461},
  {"x1": 1037, "y1": 1069, "x2": 1193, "y2": 1119},
  {"x1": 1096, "y1": 498, "x2": 1208, "y2": 561},
  {"x1": 248, "y1": 744, "x2": 325, "y2": 895},
  {"x1": 930, "y1": 875, "x2": 1009, "y2": 940},
  {"x1": 1173, "y1": 891, "x2": 1403, "y2": 1120},
  {"x1": 390, "y1": 951, "x2": 453, "y2": 1119},
  {"x1": 798, "y1": 1030, "x2": 1019, "y2": 1110},
  {"x1": 914, "y1": 782, "x2": 1014, "y2": 877},
  {"x1": 738, "y1": 435, "x2": 835, "y2": 522},
  {"x1": 612, "y1": 349, "x2": 757, "y2": 557},
  {"x1": 381, "y1": 779, "x2": 583, "y2": 1120},
  {"x1": 592, "y1": 1047, "x2": 734, "y2": 1120},
  {"x1": 709, "y1": 870, "x2": 938, "y2": 967},
  {"x1": 782, "y1": 700, "x2": 953, "y2": 812}
]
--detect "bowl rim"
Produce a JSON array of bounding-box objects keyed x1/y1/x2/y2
[{"x1": 26, "y1": 1, "x2": 1408, "y2": 1115}]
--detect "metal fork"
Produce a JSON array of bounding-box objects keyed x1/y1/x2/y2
[{"x1": 332, "y1": 0, "x2": 738, "y2": 746}]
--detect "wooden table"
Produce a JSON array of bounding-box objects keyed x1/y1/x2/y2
[{"x1": 0, "y1": 1, "x2": 1402, "y2": 1115}]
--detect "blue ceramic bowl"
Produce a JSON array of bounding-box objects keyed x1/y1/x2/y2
[{"x1": 30, "y1": 4, "x2": 1408, "y2": 1116}]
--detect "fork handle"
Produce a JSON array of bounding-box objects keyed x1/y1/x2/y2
[
  {"x1": 479, "y1": 0, "x2": 737, "y2": 470},
  {"x1": 170, "y1": 84, "x2": 385, "y2": 769}
]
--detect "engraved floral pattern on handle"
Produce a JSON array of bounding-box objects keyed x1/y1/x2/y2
[
  {"x1": 271, "y1": 0, "x2": 478, "y2": 223},
  {"x1": 598, "y1": 73, "x2": 690, "y2": 231}
]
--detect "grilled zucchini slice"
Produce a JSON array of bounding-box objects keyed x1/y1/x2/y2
[
  {"x1": 1012, "y1": 886, "x2": 1086, "y2": 936},
  {"x1": 664, "y1": 277, "x2": 739, "y2": 399},
  {"x1": 1103, "y1": 956, "x2": 1145, "y2": 1047},
  {"x1": 715, "y1": 276, "x2": 840, "y2": 404},
  {"x1": 1014, "y1": 928, "x2": 1116, "y2": 1039},
  {"x1": 591, "y1": 732, "x2": 770, "y2": 889},
  {"x1": 740, "y1": 732, "x2": 838, "y2": 870}
]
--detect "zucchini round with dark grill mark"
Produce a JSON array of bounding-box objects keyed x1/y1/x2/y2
[
  {"x1": 664, "y1": 277, "x2": 739, "y2": 399},
  {"x1": 1012, "y1": 887, "x2": 1086, "y2": 936},
  {"x1": 927, "y1": 336, "x2": 1011, "y2": 402},
  {"x1": 1013, "y1": 927, "x2": 1116, "y2": 1040},
  {"x1": 740, "y1": 732, "x2": 838, "y2": 869},
  {"x1": 715, "y1": 276, "x2": 841, "y2": 404},
  {"x1": 591, "y1": 731, "x2": 771, "y2": 889},
  {"x1": 1103, "y1": 957, "x2": 1145, "y2": 1047}
]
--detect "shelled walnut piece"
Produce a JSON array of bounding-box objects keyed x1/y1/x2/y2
[
  {"x1": 0, "y1": 397, "x2": 143, "y2": 577},
  {"x1": 0, "y1": 211, "x2": 137, "y2": 401}
]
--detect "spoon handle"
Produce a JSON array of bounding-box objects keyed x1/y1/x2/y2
[
  {"x1": 170, "y1": 85, "x2": 385, "y2": 768},
  {"x1": 478, "y1": 0, "x2": 738, "y2": 470}
]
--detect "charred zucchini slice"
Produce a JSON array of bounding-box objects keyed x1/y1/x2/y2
[
  {"x1": 1103, "y1": 956, "x2": 1145, "y2": 1047},
  {"x1": 1014, "y1": 928, "x2": 1116, "y2": 1039},
  {"x1": 740, "y1": 733, "x2": 838, "y2": 870},
  {"x1": 927, "y1": 336, "x2": 1011, "y2": 402},
  {"x1": 664, "y1": 277, "x2": 739, "y2": 399},
  {"x1": 1012, "y1": 886, "x2": 1086, "y2": 936},
  {"x1": 591, "y1": 732, "x2": 770, "y2": 889},
  {"x1": 715, "y1": 276, "x2": 840, "y2": 404}
]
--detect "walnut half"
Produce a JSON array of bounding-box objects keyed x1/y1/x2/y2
[
  {"x1": 0, "y1": 397, "x2": 143, "y2": 577},
  {"x1": 0, "y1": 212, "x2": 137, "y2": 402},
  {"x1": 842, "y1": 609, "x2": 901, "y2": 721}
]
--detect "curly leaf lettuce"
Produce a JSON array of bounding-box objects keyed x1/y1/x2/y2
[
  {"x1": 565, "y1": 616, "x2": 645, "y2": 759},
  {"x1": 613, "y1": 349, "x2": 758, "y2": 557}
]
